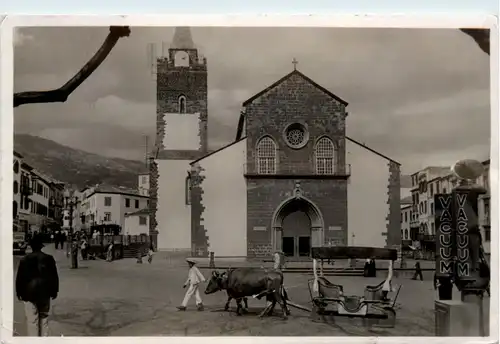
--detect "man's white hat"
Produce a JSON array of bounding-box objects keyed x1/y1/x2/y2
[{"x1": 186, "y1": 258, "x2": 196, "y2": 264}]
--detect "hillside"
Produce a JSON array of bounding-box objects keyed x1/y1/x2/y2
[{"x1": 14, "y1": 134, "x2": 147, "y2": 190}]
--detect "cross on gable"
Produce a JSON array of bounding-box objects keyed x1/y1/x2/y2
[{"x1": 292, "y1": 58, "x2": 298, "y2": 70}]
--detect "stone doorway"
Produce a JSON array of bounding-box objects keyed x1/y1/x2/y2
[{"x1": 272, "y1": 195, "x2": 324, "y2": 260}]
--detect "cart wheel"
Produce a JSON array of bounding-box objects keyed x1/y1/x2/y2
[{"x1": 376, "y1": 306, "x2": 396, "y2": 328}]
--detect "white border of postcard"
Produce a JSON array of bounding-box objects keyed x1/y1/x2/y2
[{"x1": 1, "y1": 13, "x2": 498, "y2": 344}]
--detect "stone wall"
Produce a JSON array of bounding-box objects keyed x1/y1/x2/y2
[
  {"x1": 244, "y1": 71, "x2": 348, "y2": 176},
  {"x1": 246, "y1": 178, "x2": 348, "y2": 257},
  {"x1": 243, "y1": 70, "x2": 349, "y2": 257},
  {"x1": 148, "y1": 159, "x2": 159, "y2": 248},
  {"x1": 190, "y1": 163, "x2": 209, "y2": 257}
]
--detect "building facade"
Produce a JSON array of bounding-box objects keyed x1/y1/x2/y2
[
  {"x1": 13, "y1": 151, "x2": 65, "y2": 233},
  {"x1": 76, "y1": 185, "x2": 149, "y2": 231},
  {"x1": 409, "y1": 160, "x2": 491, "y2": 257},
  {"x1": 150, "y1": 27, "x2": 402, "y2": 258}
]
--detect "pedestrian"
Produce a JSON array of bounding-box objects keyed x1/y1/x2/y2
[
  {"x1": 273, "y1": 250, "x2": 285, "y2": 271},
  {"x1": 177, "y1": 258, "x2": 206, "y2": 311},
  {"x1": 147, "y1": 242, "x2": 155, "y2": 264},
  {"x1": 80, "y1": 237, "x2": 88, "y2": 260},
  {"x1": 15, "y1": 233, "x2": 59, "y2": 336},
  {"x1": 54, "y1": 231, "x2": 59, "y2": 250},
  {"x1": 106, "y1": 242, "x2": 114, "y2": 262},
  {"x1": 60, "y1": 232, "x2": 66, "y2": 250},
  {"x1": 363, "y1": 259, "x2": 370, "y2": 277},
  {"x1": 412, "y1": 260, "x2": 423, "y2": 280}
]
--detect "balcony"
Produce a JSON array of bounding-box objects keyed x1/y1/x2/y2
[
  {"x1": 244, "y1": 163, "x2": 352, "y2": 180},
  {"x1": 20, "y1": 183, "x2": 32, "y2": 196},
  {"x1": 410, "y1": 219, "x2": 420, "y2": 228}
]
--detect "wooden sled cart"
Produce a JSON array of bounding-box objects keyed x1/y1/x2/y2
[{"x1": 307, "y1": 246, "x2": 402, "y2": 328}]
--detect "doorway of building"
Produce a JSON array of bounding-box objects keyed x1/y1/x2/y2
[
  {"x1": 281, "y1": 205, "x2": 311, "y2": 259},
  {"x1": 282, "y1": 236, "x2": 295, "y2": 257}
]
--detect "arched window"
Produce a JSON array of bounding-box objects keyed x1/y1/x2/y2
[
  {"x1": 256, "y1": 136, "x2": 277, "y2": 174},
  {"x1": 13, "y1": 160, "x2": 19, "y2": 174},
  {"x1": 178, "y1": 95, "x2": 187, "y2": 114},
  {"x1": 13, "y1": 181, "x2": 18, "y2": 194},
  {"x1": 404, "y1": 229, "x2": 409, "y2": 240},
  {"x1": 315, "y1": 137, "x2": 335, "y2": 174}
]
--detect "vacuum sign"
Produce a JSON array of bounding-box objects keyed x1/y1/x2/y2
[
  {"x1": 435, "y1": 194, "x2": 454, "y2": 277},
  {"x1": 455, "y1": 192, "x2": 471, "y2": 278}
]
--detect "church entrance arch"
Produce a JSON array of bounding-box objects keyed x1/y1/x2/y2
[{"x1": 271, "y1": 196, "x2": 324, "y2": 259}]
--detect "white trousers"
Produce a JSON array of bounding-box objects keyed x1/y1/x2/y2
[
  {"x1": 181, "y1": 284, "x2": 202, "y2": 307},
  {"x1": 24, "y1": 301, "x2": 50, "y2": 336}
]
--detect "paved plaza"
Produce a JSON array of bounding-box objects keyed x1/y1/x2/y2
[{"x1": 13, "y1": 246, "x2": 488, "y2": 337}]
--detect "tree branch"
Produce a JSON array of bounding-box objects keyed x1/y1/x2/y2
[
  {"x1": 14, "y1": 26, "x2": 131, "y2": 108},
  {"x1": 460, "y1": 28, "x2": 490, "y2": 55}
]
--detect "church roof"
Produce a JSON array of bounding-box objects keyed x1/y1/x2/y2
[
  {"x1": 242, "y1": 69, "x2": 349, "y2": 107},
  {"x1": 171, "y1": 27, "x2": 196, "y2": 50},
  {"x1": 190, "y1": 136, "x2": 247, "y2": 165},
  {"x1": 346, "y1": 137, "x2": 400, "y2": 166}
]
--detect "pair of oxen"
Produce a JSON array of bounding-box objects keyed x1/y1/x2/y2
[{"x1": 204, "y1": 267, "x2": 291, "y2": 319}]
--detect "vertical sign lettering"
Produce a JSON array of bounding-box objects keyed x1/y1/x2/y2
[
  {"x1": 454, "y1": 191, "x2": 470, "y2": 279},
  {"x1": 434, "y1": 194, "x2": 454, "y2": 277}
]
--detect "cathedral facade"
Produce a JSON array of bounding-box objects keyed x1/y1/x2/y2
[{"x1": 149, "y1": 28, "x2": 401, "y2": 258}]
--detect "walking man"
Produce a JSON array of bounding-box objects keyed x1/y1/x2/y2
[
  {"x1": 177, "y1": 258, "x2": 206, "y2": 311},
  {"x1": 412, "y1": 260, "x2": 423, "y2": 280},
  {"x1": 15, "y1": 233, "x2": 59, "y2": 336},
  {"x1": 273, "y1": 250, "x2": 285, "y2": 271},
  {"x1": 147, "y1": 242, "x2": 155, "y2": 264}
]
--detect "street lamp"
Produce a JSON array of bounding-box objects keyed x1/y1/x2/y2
[{"x1": 64, "y1": 189, "x2": 79, "y2": 269}]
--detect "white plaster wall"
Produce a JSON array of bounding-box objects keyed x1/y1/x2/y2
[
  {"x1": 91, "y1": 193, "x2": 148, "y2": 229},
  {"x1": 30, "y1": 176, "x2": 50, "y2": 212},
  {"x1": 346, "y1": 140, "x2": 391, "y2": 248},
  {"x1": 199, "y1": 139, "x2": 247, "y2": 257},
  {"x1": 124, "y1": 215, "x2": 149, "y2": 236},
  {"x1": 156, "y1": 160, "x2": 192, "y2": 251},
  {"x1": 95, "y1": 193, "x2": 122, "y2": 225},
  {"x1": 162, "y1": 113, "x2": 201, "y2": 150}
]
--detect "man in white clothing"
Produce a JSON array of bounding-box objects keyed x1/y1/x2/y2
[{"x1": 177, "y1": 258, "x2": 206, "y2": 311}]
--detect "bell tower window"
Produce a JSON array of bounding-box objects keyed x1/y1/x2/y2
[{"x1": 178, "y1": 95, "x2": 187, "y2": 114}]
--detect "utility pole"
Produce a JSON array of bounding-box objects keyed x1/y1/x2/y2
[{"x1": 144, "y1": 135, "x2": 149, "y2": 168}]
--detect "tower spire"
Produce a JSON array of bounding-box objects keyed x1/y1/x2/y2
[{"x1": 171, "y1": 27, "x2": 195, "y2": 49}]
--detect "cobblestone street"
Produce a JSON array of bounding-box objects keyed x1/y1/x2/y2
[{"x1": 13, "y1": 246, "x2": 487, "y2": 337}]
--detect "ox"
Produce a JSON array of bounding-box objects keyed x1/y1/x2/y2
[{"x1": 205, "y1": 267, "x2": 290, "y2": 319}]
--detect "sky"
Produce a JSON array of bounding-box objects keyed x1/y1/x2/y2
[{"x1": 13, "y1": 26, "x2": 491, "y2": 174}]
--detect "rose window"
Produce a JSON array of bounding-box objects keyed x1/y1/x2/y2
[{"x1": 284, "y1": 123, "x2": 309, "y2": 149}]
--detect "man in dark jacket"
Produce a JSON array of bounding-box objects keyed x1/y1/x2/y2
[{"x1": 15, "y1": 233, "x2": 59, "y2": 336}]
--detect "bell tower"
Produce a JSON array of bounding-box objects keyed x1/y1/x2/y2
[
  {"x1": 150, "y1": 27, "x2": 208, "y2": 252},
  {"x1": 155, "y1": 26, "x2": 208, "y2": 158}
]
